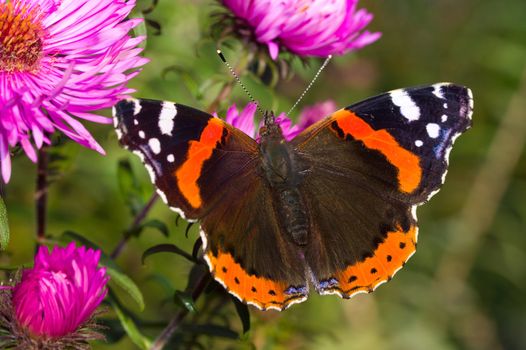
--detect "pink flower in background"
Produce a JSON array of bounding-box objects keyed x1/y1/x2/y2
[
  {"x1": 0, "y1": 0, "x2": 148, "y2": 182},
  {"x1": 12, "y1": 243, "x2": 108, "y2": 338},
  {"x1": 223, "y1": 100, "x2": 337, "y2": 140},
  {"x1": 221, "y1": 0, "x2": 381, "y2": 59},
  {"x1": 225, "y1": 102, "x2": 258, "y2": 138},
  {"x1": 281, "y1": 100, "x2": 337, "y2": 139}
]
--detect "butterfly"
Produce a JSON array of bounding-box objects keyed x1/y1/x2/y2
[{"x1": 113, "y1": 83, "x2": 473, "y2": 311}]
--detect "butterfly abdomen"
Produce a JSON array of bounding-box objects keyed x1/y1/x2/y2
[{"x1": 277, "y1": 187, "x2": 309, "y2": 246}]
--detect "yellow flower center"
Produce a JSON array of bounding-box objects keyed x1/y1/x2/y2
[{"x1": 0, "y1": 2, "x2": 44, "y2": 73}]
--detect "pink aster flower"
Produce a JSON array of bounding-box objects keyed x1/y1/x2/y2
[
  {"x1": 0, "y1": 0, "x2": 148, "y2": 183},
  {"x1": 223, "y1": 100, "x2": 336, "y2": 140},
  {"x1": 12, "y1": 243, "x2": 108, "y2": 339},
  {"x1": 221, "y1": 0, "x2": 381, "y2": 59}
]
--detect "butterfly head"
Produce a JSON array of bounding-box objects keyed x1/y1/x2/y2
[{"x1": 259, "y1": 110, "x2": 283, "y2": 141}]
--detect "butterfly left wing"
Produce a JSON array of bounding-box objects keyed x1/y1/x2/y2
[
  {"x1": 291, "y1": 83, "x2": 473, "y2": 297},
  {"x1": 114, "y1": 99, "x2": 308, "y2": 310}
]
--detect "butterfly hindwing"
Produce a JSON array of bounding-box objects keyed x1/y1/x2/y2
[
  {"x1": 291, "y1": 83, "x2": 472, "y2": 297},
  {"x1": 200, "y1": 171, "x2": 308, "y2": 310}
]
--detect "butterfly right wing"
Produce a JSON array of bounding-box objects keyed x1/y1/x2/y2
[
  {"x1": 290, "y1": 83, "x2": 472, "y2": 297},
  {"x1": 114, "y1": 99, "x2": 308, "y2": 310}
]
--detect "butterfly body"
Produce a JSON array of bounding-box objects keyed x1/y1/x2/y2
[
  {"x1": 113, "y1": 83, "x2": 473, "y2": 310},
  {"x1": 259, "y1": 112, "x2": 310, "y2": 246}
]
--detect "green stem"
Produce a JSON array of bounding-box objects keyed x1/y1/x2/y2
[
  {"x1": 149, "y1": 273, "x2": 212, "y2": 350},
  {"x1": 35, "y1": 146, "x2": 48, "y2": 246}
]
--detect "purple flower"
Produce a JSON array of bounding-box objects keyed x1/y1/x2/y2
[
  {"x1": 223, "y1": 100, "x2": 337, "y2": 140},
  {"x1": 221, "y1": 0, "x2": 381, "y2": 59},
  {"x1": 0, "y1": 0, "x2": 148, "y2": 183},
  {"x1": 12, "y1": 243, "x2": 108, "y2": 338}
]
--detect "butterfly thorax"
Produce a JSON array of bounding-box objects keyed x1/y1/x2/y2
[{"x1": 259, "y1": 111, "x2": 309, "y2": 246}]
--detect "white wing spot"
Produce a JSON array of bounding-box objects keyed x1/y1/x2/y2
[
  {"x1": 149, "y1": 138, "x2": 161, "y2": 154},
  {"x1": 167, "y1": 154, "x2": 175, "y2": 163},
  {"x1": 441, "y1": 114, "x2": 448, "y2": 122},
  {"x1": 443, "y1": 103, "x2": 448, "y2": 109},
  {"x1": 415, "y1": 140, "x2": 423, "y2": 147},
  {"x1": 426, "y1": 123, "x2": 440, "y2": 138},
  {"x1": 132, "y1": 100, "x2": 142, "y2": 115},
  {"x1": 134, "y1": 119, "x2": 138, "y2": 125},
  {"x1": 112, "y1": 107, "x2": 118, "y2": 127},
  {"x1": 432, "y1": 84, "x2": 445, "y2": 99},
  {"x1": 139, "y1": 130, "x2": 145, "y2": 139},
  {"x1": 390, "y1": 89, "x2": 420, "y2": 121},
  {"x1": 159, "y1": 102, "x2": 177, "y2": 136}
]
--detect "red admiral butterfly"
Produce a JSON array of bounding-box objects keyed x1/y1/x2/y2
[{"x1": 113, "y1": 83, "x2": 473, "y2": 310}]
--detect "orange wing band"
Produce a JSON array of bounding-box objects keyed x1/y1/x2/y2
[
  {"x1": 332, "y1": 109, "x2": 422, "y2": 193},
  {"x1": 206, "y1": 250, "x2": 307, "y2": 311},
  {"x1": 330, "y1": 225, "x2": 417, "y2": 297},
  {"x1": 175, "y1": 118, "x2": 225, "y2": 209}
]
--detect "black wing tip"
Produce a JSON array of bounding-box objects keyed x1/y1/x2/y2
[
  {"x1": 113, "y1": 98, "x2": 138, "y2": 125},
  {"x1": 442, "y1": 83, "x2": 474, "y2": 131},
  {"x1": 113, "y1": 98, "x2": 146, "y2": 142}
]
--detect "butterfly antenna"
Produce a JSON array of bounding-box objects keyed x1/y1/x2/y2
[
  {"x1": 217, "y1": 49, "x2": 265, "y2": 116},
  {"x1": 287, "y1": 55, "x2": 332, "y2": 117}
]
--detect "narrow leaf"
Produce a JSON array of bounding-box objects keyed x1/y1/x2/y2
[
  {"x1": 185, "y1": 222, "x2": 195, "y2": 238},
  {"x1": 174, "y1": 290, "x2": 197, "y2": 313},
  {"x1": 192, "y1": 237, "x2": 202, "y2": 262},
  {"x1": 145, "y1": 19, "x2": 161, "y2": 35},
  {"x1": 131, "y1": 13, "x2": 148, "y2": 49},
  {"x1": 107, "y1": 267, "x2": 145, "y2": 311},
  {"x1": 142, "y1": 219, "x2": 169, "y2": 237},
  {"x1": 111, "y1": 300, "x2": 151, "y2": 349},
  {"x1": 0, "y1": 197, "x2": 9, "y2": 251},
  {"x1": 142, "y1": 244, "x2": 197, "y2": 265},
  {"x1": 232, "y1": 296, "x2": 251, "y2": 334}
]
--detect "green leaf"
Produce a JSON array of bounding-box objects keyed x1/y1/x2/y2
[
  {"x1": 145, "y1": 19, "x2": 161, "y2": 35},
  {"x1": 111, "y1": 300, "x2": 151, "y2": 349},
  {"x1": 142, "y1": 243, "x2": 197, "y2": 265},
  {"x1": 107, "y1": 267, "x2": 145, "y2": 311},
  {"x1": 174, "y1": 290, "x2": 197, "y2": 313},
  {"x1": 231, "y1": 296, "x2": 251, "y2": 334},
  {"x1": 0, "y1": 196, "x2": 9, "y2": 251},
  {"x1": 142, "y1": 219, "x2": 170, "y2": 237},
  {"x1": 131, "y1": 12, "x2": 148, "y2": 49},
  {"x1": 117, "y1": 158, "x2": 144, "y2": 216}
]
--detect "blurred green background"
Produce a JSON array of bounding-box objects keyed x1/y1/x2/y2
[{"x1": 3, "y1": 0, "x2": 526, "y2": 349}]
